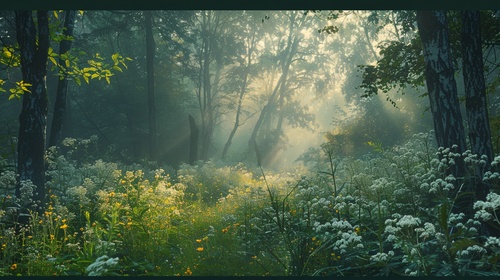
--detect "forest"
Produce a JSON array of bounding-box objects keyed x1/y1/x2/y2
[{"x1": 0, "y1": 10, "x2": 499, "y2": 276}]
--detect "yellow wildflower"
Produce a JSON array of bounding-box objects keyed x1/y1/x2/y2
[
  {"x1": 60, "y1": 224, "x2": 69, "y2": 229},
  {"x1": 196, "y1": 247, "x2": 204, "y2": 252},
  {"x1": 196, "y1": 239, "x2": 202, "y2": 243},
  {"x1": 184, "y1": 267, "x2": 192, "y2": 276},
  {"x1": 10, "y1": 263, "x2": 17, "y2": 270}
]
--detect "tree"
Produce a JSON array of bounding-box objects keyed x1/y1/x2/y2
[
  {"x1": 221, "y1": 12, "x2": 258, "y2": 159},
  {"x1": 417, "y1": 11, "x2": 470, "y2": 217},
  {"x1": 144, "y1": 10, "x2": 157, "y2": 160},
  {"x1": 461, "y1": 10, "x2": 494, "y2": 202},
  {"x1": 248, "y1": 11, "x2": 318, "y2": 167},
  {"x1": 48, "y1": 10, "x2": 76, "y2": 148},
  {"x1": 15, "y1": 11, "x2": 50, "y2": 215},
  {"x1": 416, "y1": 10, "x2": 467, "y2": 160}
]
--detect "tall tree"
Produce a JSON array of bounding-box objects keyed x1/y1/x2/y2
[
  {"x1": 417, "y1": 10, "x2": 476, "y2": 218},
  {"x1": 461, "y1": 10, "x2": 494, "y2": 201},
  {"x1": 48, "y1": 10, "x2": 76, "y2": 148},
  {"x1": 15, "y1": 10, "x2": 50, "y2": 214},
  {"x1": 248, "y1": 12, "x2": 302, "y2": 151},
  {"x1": 144, "y1": 10, "x2": 157, "y2": 160},
  {"x1": 221, "y1": 14, "x2": 258, "y2": 159},
  {"x1": 248, "y1": 11, "x2": 317, "y2": 167}
]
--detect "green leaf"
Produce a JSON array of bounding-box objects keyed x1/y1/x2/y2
[
  {"x1": 438, "y1": 203, "x2": 448, "y2": 235},
  {"x1": 113, "y1": 65, "x2": 123, "y2": 72},
  {"x1": 49, "y1": 56, "x2": 58, "y2": 66},
  {"x1": 111, "y1": 53, "x2": 119, "y2": 64}
]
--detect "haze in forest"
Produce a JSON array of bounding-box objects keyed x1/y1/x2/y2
[{"x1": 2, "y1": 10, "x2": 498, "y2": 171}]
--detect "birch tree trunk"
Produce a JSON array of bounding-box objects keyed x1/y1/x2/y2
[{"x1": 416, "y1": 11, "x2": 469, "y2": 215}]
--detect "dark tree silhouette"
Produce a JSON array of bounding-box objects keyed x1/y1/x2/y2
[{"x1": 15, "y1": 10, "x2": 50, "y2": 216}]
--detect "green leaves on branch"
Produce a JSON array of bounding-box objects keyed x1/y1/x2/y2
[
  {"x1": 358, "y1": 39, "x2": 425, "y2": 99},
  {"x1": 8, "y1": 81, "x2": 32, "y2": 100},
  {"x1": 48, "y1": 49, "x2": 132, "y2": 86},
  {"x1": 0, "y1": 78, "x2": 32, "y2": 100},
  {"x1": 1, "y1": 46, "x2": 20, "y2": 67}
]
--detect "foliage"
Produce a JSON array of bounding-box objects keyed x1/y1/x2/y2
[
  {"x1": 0, "y1": 11, "x2": 131, "y2": 100},
  {"x1": 0, "y1": 133, "x2": 498, "y2": 275}
]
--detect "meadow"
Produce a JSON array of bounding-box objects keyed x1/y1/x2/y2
[{"x1": 0, "y1": 132, "x2": 499, "y2": 276}]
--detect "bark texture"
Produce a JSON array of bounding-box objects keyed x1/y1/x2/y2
[
  {"x1": 15, "y1": 11, "x2": 50, "y2": 214},
  {"x1": 461, "y1": 10, "x2": 494, "y2": 197},
  {"x1": 417, "y1": 11, "x2": 470, "y2": 215}
]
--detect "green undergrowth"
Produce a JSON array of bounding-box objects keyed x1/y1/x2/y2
[{"x1": 0, "y1": 132, "x2": 499, "y2": 276}]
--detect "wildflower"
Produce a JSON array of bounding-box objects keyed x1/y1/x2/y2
[
  {"x1": 196, "y1": 247, "x2": 204, "y2": 252},
  {"x1": 184, "y1": 267, "x2": 192, "y2": 276},
  {"x1": 196, "y1": 239, "x2": 202, "y2": 243},
  {"x1": 50, "y1": 234, "x2": 55, "y2": 240},
  {"x1": 86, "y1": 255, "x2": 119, "y2": 276},
  {"x1": 222, "y1": 228, "x2": 228, "y2": 233},
  {"x1": 10, "y1": 263, "x2": 17, "y2": 270},
  {"x1": 60, "y1": 224, "x2": 69, "y2": 229}
]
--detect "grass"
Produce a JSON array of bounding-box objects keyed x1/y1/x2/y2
[{"x1": 0, "y1": 132, "x2": 499, "y2": 276}]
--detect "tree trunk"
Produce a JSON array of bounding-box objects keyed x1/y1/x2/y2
[
  {"x1": 145, "y1": 11, "x2": 157, "y2": 160},
  {"x1": 15, "y1": 11, "x2": 50, "y2": 215},
  {"x1": 48, "y1": 10, "x2": 76, "y2": 148},
  {"x1": 222, "y1": 27, "x2": 256, "y2": 159},
  {"x1": 461, "y1": 11, "x2": 494, "y2": 199},
  {"x1": 461, "y1": 11, "x2": 499, "y2": 236},
  {"x1": 189, "y1": 114, "x2": 199, "y2": 164},
  {"x1": 248, "y1": 28, "x2": 299, "y2": 150},
  {"x1": 416, "y1": 10, "x2": 469, "y2": 214}
]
